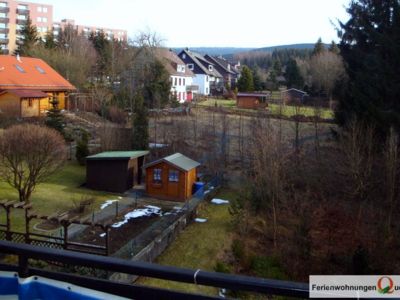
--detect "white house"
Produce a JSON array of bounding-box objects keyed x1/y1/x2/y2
[
  {"x1": 157, "y1": 48, "x2": 196, "y2": 102},
  {"x1": 177, "y1": 49, "x2": 223, "y2": 96}
]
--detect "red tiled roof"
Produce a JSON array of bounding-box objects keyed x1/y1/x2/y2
[
  {"x1": 0, "y1": 89, "x2": 49, "y2": 98},
  {"x1": 0, "y1": 55, "x2": 76, "y2": 91}
]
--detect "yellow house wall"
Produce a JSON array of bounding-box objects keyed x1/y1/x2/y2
[{"x1": 0, "y1": 93, "x2": 20, "y2": 116}]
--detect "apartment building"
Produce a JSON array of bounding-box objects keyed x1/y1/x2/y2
[
  {"x1": 53, "y1": 19, "x2": 127, "y2": 42},
  {"x1": 0, "y1": 0, "x2": 52, "y2": 54},
  {"x1": 0, "y1": 0, "x2": 127, "y2": 54}
]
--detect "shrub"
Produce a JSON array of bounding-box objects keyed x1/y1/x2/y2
[
  {"x1": 250, "y1": 256, "x2": 287, "y2": 280},
  {"x1": 214, "y1": 261, "x2": 231, "y2": 274},
  {"x1": 107, "y1": 105, "x2": 127, "y2": 124},
  {"x1": 231, "y1": 239, "x2": 245, "y2": 262}
]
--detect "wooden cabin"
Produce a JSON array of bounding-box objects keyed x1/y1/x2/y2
[
  {"x1": 86, "y1": 151, "x2": 149, "y2": 193},
  {"x1": 0, "y1": 55, "x2": 76, "y2": 117},
  {"x1": 236, "y1": 92, "x2": 270, "y2": 109},
  {"x1": 281, "y1": 88, "x2": 308, "y2": 104},
  {"x1": 145, "y1": 153, "x2": 200, "y2": 202}
]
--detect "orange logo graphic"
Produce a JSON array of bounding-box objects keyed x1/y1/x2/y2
[{"x1": 377, "y1": 276, "x2": 394, "y2": 294}]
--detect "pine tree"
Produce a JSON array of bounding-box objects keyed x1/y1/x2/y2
[
  {"x1": 45, "y1": 98, "x2": 65, "y2": 136},
  {"x1": 132, "y1": 94, "x2": 149, "y2": 150},
  {"x1": 328, "y1": 41, "x2": 340, "y2": 54},
  {"x1": 237, "y1": 66, "x2": 254, "y2": 92},
  {"x1": 336, "y1": 0, "x2": 400, "y2": 136},
  {"x1": 44, "y1": 30, "x2": 57, "y2": 49},
  {"x1": 285, "y1": 59, "x2": 304, "y2": 89},
  {"x1": 15, "y1": 17, "x2": 39, "y2": 55},
  {"x1": 312, "y1": 38, "x2": 325, "y2": 56},
  {"x1": 76, "y1": 130, "x2": 90, "y2": 165}
]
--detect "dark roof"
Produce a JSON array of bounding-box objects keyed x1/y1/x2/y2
[
  {"x1": 156, "y1": 48, "x2": 194, "y2": 77},
  {"x1": 0, "y1": 55, "x2": 76, "y2": 91},
  {"x1": 180, "y1": 50, "x2": 222, "y2": 78},
  {"x1": 205, "y1": 55, "x2": 236, "y2": 75},
  {"x1": 144, "y1": 153, "x2": 200, "y2": 172},
  {"x1": 0, "y1": 89, "x2": 49, "y2": 98},
  {"x1": 87, "y1": 151, "x2": 149, "y2": 161},
  {"x1": 281, "y1": 88, "x2": 308, "y2": 96}
]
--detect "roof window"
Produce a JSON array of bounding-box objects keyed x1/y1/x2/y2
[
  {"x1": 14, "y1": 64, "x2": 26, "y2": 73},
  {"x1": 35, "y1": 66, "x2": 46, "y2": 74}
]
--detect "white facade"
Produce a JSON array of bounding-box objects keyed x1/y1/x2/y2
[
  {"x1": 171, "y1": 75, "x2": 194, "y2": 102},
  {"x1": 192, "y1": 74, "x2": 210, "y2": 95}
]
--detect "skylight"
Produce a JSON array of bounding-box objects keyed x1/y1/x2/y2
[
  {"x1": 14, "y1": 64, "x2": 26, "y2": 73},
  {"x1": 35, "y1": 66, "x2": 46, "y2": 74}
]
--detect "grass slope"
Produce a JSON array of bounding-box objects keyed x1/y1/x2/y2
[
  {"x1": 0, "y1": 162, "x2": 113, "y2": 232},
  {"x1": 138, "y1": 189, "x2": 235, "y2": 296}
]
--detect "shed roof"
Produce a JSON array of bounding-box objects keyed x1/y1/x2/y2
[
  {"x1": 87, "y1": 151, "x2": 149, "y2": 161},
  {"x1": 0, "y1": 89, "x2": 49, "y2": 98},
  {"x1": 237, "y1": 92, "x2": 270, "y2": 97},
  {"x1": 145, "y1": 153, "x2": 200, "y2": 172}
]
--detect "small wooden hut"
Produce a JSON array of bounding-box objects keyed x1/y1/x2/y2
[
  {"x1": 86, "y1": 151, "x2": 149, "y2": 193},
  {"x1": 144, "y1": 153, "x2": 200, "y2": 201}
]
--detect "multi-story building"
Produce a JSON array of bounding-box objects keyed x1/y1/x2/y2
[
  {"x1": 53, "y1": 19, "x2": 127, "y2": 42},
  {"x1": 0, "y1": 0, "x2": 127, "y2": 55},
  {"x1": 0, "y1": 0, "x2": 53, "y2": 54}
]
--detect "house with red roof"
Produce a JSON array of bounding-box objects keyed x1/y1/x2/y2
[{"x1": 0, "y1": 55, "x2": 76, "y2": 117}]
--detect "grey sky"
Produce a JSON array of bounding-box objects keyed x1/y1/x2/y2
[{"x1": 42, "y1": 0, "x2": 350, "y2": 48}]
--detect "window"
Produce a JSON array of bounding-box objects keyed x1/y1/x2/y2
[
  {"x1": 169, "y1": 170, "x2": 179, "y2": 182},
  {"x1": 42, "y1": 17, "x2": 47, "y2": 23},
  {"x1": 182, "y1": 53, "x2": 186, "y2": 59},
  {"x1": 153, "y1": 169, "x2": 162, "y2": 182},
  {"x1": 35, "y1": 66, "x2": 46, "y2": 74},
  {"x1": 17, "y1": 15, "x2": 26, "y2": 20},
  {"x1": 37, "y1": 6, "x2": 42, "y2": 12},
  {"x1": 41, "y1": 27, "x2": 47, "y2": 33},
  {"x1": 208, "y1": 65, "x2": 213, "y2": 71},
  {"x1": 174, "y1": 77, "x2": 177, "y2": 86},
  {"x1": 0, "y1": 3, "x2": 6, "y2": 7},
  {"x1": 206, "y1": 76, "x2": 209, "y2": 82},
  {"x1": 183, "y1": 78, "x2": 185, "y2": 86},
  {"x1": 187, "y1": 63, "x2": 194, "y2": 70},
  {"x1": 17, "y1": 4, "x2": 28, "y2": 10},
  {"x1": 0, "y1": 23, "x2": 6, "y2": 29},
  {"x1": 43, "y1": 7, "x2": 47, "y2": 13},
  {"x1": 14, "y1": 64, "x2": 26, "y2": 73},
  {"x1": 0, "y1": 33, "x2": 6, "y2": 39},
  {"x1": 178, "y1": 78, "x2": 181, "y2": 86},
  {"x1": 28, "y1": 99, "x2": 33, "y2": 107},
  {"x1": 0, "y1": 12, "x2": 6, "y2": 18}
]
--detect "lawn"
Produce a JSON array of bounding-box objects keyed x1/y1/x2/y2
[
  {"x1": 0, "y1": 162, "x2": 114, "y2": 232},
  {"x1": 197, "y1": 98, "x2": 334, "y2": 119},
  {"x1": 138, "y1": 189, "x2": 235, "y2": 296}
]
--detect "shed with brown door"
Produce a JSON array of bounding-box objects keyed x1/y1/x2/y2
[
  {"x1": 86, "y1": 151, "x2": 149, "y2": 193},
  {"x1": 144, "y1": 153, "x2": 200, "y2": 202},
  {"x1": 236, "y1": 92, "x2": 270, "y2": 109}
]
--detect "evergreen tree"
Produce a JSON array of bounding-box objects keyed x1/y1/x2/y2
[
  {"x1": 143, "y1": 59, "x2": 172, "y2": 108},
  {"x1": 272, "y1": 59, "x2": 283, "y2": 76},
  {"x1": 312, "y1": 37, "x2": 325, "y2": 56},
  {"x1": 132, "y1": 94, "x2": 149, "y2": 150},
  {"x1": 336, "y1": 0, "x2": 400, "y2": 136},
  {"x1": 252, "y1": 69, "x2": 264, "y2": 91},
  {"x1": 328, "y1": 41, "x2": 340, "y2": 54},
  {"x1": 15, "y1": 17, "x2": 39, "y2": 55},
  {"x1": 44, "y1": 30, "x2": 57, "y2": 49},
  {"x1": 237, "y1": 66, "x2": 254, "y2": 92},
  {"x1": 76, "y1": 129, "x2": 90, "y2": 165},
  {"x1": 89, "y1": 30, "x2": 112, "y2": 79},
  {"x1": 285, "y1": 58, "x2": 304, "y2": 89},
  {"x1": 45, "y1": 98, "x2": 65, "y2": 136}
]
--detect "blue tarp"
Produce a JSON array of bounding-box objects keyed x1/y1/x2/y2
[{"x1": 0, "y1": 272, "x2": 128, "y2": 300}]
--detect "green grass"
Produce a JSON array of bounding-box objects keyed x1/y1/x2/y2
[
  {"x1": 197, "y1": 98, "x2": 334, "y2": 119},
  {"x1": 138, "y1": 189, "x2": 235, "y2": 296},
  {"x1": 0, "y1": 162, "x2": 114, "y2": 232}
]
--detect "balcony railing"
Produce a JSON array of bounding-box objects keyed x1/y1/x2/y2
[
  {"x1": 0, "y1": 17, "x2": 9, "y2": 23},
  {"x1": 0, "y1": 7, "x2": 9, "y2": 13},
  {"x1": 0, "y1": 38, "x2": 8, "y2": 44},
  {"x1": 0, "y1": 28, "x2": 9, "y2": 34},
  {"x1": 0, "y1": 240, "x2": 309, "y2": 299},
  {"x1": 1, "y1": 49, "x2": 9, "y2": 54},
  {"x1": 16, "y1": 8, "x2": 29, "y2": 15},
  {"x1": 16, "y1": 19, "x2": 27, "y2": 25}
]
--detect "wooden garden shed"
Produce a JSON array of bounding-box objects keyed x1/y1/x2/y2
[
  {"x1": 144, "y1": 153, "x2": 200, "y2": 202},
  {"x1": 236, "y1": 92, "x2": 270, "y2": 109},
  {"x1": 86, "y1": 151, "x2": 149, "y2": 193}
]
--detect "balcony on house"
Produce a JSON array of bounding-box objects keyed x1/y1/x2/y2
[
  {"x1": 0, "y1": 38, "x2": 8, "y2": 44},
  {"x1": 0, "y1": 7, "x2": 9, "y2": 13},
  {"x1": 0, "y1": 28, "x2": 8, "y2": 34},
  {"x1": 16, "y1": 8, "x2": 29, "y2": 15},
  {"x1": 0, "y1": 17, "x2": 8, "y2": 23},
  {"x1": 16, "y1": 19, "x2": 27, "y2": 25}
]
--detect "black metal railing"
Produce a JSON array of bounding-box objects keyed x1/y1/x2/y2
[{"x1": 0, "y1": 240, "x2": 309, "y2": 299}]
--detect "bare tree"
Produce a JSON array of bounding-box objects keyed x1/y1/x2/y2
[
  {"x1": 91, "y1": 84, "x2": 113, "y2": 117},
  {"x1": 310, "y1": 51, "x2": 345, "y2": 107},
  {"x1": 0, "y1": 124, "x2": 67, "y2": 203}
]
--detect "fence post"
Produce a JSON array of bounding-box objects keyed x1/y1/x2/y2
[
  {"x1": 5, "y1": 207, "x2": 11, "y2": 241},
  {"x1": 24, "y1": 208, "x2": 30, "y2": 244},
  {"x1": 63, "y1": 222, "x2": 69, "y2": 250},
  {"x1": 105, "y1": 226, "x2": 110, "y2": 256},
  {"x1": 18, "y1": 255, "x2": 29, "y2": 278}
]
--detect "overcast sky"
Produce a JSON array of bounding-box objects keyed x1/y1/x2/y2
[{"x1": 42, "y1": 0, "x2": 350, "y2": 48}]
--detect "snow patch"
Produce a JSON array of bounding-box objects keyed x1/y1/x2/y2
[
  {"x1": 99, "y1": 233, "x2": 106, "y2": 238},
  {"x1": 195, "y1": 218, "x2": 207, "y2": 223},
  {"x1": 211, "y1": 199, "x2": 230, "y2": 205},
  {"x1": 111, "y1": 205, "x2": 162, "y2": 228},
  {"x1": 101, "y1": 200, "x2": 118, "y2": 210}
]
